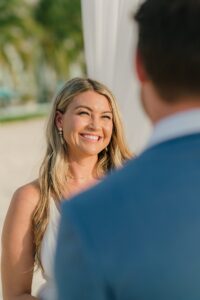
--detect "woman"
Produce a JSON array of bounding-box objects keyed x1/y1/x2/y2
[{"x1": 1, "y1": 77, "x2": 132, "y2": 300}]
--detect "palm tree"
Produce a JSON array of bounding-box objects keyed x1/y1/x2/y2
[
  {"x1": 0, "y1": 0, "x2": 84, "y2": 106},
  {"x1": 0, "y1": 0, "x2": 41, "y2": 104},
  {"x1": 34, "y1": 0, "x2": 84, "y2": 78}
]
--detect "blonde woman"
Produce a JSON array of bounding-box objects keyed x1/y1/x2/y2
[{"x1": 1, "y1": 77, "x2": 132, "y2": 300}]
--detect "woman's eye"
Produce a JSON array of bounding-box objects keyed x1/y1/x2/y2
[
  {"x1": 102, "y1": 115, "x2": 112, "y2": 120},
  {"x1": 78, "y1": 111, "x2": 89, "y2": 116}
]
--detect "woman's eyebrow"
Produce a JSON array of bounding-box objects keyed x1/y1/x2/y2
[
  {"x1": 101, "y1": 111, "x2": 113, "y2": 114},
  {"x1": 74, "y1": 105, "x2": 92, "y2": 111}
]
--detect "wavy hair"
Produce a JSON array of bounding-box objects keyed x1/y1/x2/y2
[{"x1": 32, "y1": 77, "x2": 132, "y2": 270}]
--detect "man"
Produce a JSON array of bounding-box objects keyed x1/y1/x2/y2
[{"x1": 55, "y1": 0, "x2": 200, "y2": 299}]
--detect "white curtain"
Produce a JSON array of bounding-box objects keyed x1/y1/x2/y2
[{"x1": 81, "y1": 0, "x2": 151, "y2": 153}]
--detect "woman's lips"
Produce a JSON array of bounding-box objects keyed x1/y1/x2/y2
[{"x1": 80, "y1": 134, "x2": 101, "y2": 141}]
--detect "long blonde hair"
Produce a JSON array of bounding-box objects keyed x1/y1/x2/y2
[{"x1": 32, "y1": 77, "x2": 132, "y2": 270}]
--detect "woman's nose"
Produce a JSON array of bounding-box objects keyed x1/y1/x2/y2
[{"x1": 88, "y1": 117, "x2": 101, "y2": 130}]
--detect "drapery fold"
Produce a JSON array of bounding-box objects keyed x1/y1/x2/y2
[{"x1": 81, "y1": 0, "x2": 151, "y2": 152}]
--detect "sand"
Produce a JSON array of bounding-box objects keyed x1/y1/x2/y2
[{"x1": 0, "y1": 118, "x2": 47, "y2": 298}]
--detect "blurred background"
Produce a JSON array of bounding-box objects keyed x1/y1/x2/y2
[
  {"x1": 0, "y1": 0, "x2": 151, "y2": 298},
  {"x1": 0, "y1": 0, "x2": 84, "y2": 118}
]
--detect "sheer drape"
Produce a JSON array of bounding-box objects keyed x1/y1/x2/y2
[{"x1": 81, "y1": 0, "x2": 151, "y2": 152}]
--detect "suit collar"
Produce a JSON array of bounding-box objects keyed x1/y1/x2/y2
[{"x1": 146, "y1": 108, "x2": 200, "y2": 149}]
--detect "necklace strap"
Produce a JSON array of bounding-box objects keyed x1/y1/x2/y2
[{"x1": 66, "y1": 174, "x2": 94, "y2": 180}]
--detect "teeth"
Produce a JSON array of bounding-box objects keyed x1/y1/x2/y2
[{"x1": 82, "y1": 134, "x2": 99, "y2": 141}]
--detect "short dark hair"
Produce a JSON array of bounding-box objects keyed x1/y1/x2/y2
[{"x1": 134, "y1": 0, "x2": 200, "y2": 101}]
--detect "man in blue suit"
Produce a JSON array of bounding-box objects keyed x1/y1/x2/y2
[{"x1": 55, "y1": 0, "x2": 200, "y2": 299}]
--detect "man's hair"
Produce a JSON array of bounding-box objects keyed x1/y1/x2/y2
[{"x1": 134, "y1": 0, "x2": 200, "y2": 101}]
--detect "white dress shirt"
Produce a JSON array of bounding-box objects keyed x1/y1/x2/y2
[{"x1": 147, "y1": 109, "x2": 200, "y2": 149}]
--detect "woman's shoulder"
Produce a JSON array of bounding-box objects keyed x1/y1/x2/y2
[
  {"x1": 11, "y1": 180, "x2": 40, "y2": 213},
  {"x1": 3, "y1": 181, "x2": 41, "y2": 238}
]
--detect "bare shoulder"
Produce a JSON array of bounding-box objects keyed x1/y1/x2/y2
[
  {"x1": 2, "y1": 180, "x2": 40, "y2": 249},
  {"x1": 1, "y1": 181, "x2": 40, "y2": 297},
  {"x1": 9, "y1": 180, "x2": 40, "y2": 215}
]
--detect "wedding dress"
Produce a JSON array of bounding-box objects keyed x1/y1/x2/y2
[{"x1": 37, "y1": 197, "x2": 60, "y2": 300}]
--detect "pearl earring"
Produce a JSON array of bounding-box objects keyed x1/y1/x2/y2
[{"x1": 58, "y1": 128, "x2": 63, "y2": 136}]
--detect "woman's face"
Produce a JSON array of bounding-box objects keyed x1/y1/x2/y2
[{"x1": 56, "y1": 90, "x2": 113, "y2": 158}]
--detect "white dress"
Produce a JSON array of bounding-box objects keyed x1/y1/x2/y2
[{"x1": 37, "y1": 198, "x2": 60, "y2": 300}]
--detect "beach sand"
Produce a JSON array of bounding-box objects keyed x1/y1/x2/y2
[{"x1": 0, "y1": 118, "x2": 47, "y2": 298}]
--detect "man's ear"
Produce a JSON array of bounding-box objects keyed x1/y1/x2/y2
[
  {"x1": 55, "y1": 110, "x2": 63, "y2": 129},
  {"x1": 135, "y1": 49, "x2": 148, "y2": 83}
]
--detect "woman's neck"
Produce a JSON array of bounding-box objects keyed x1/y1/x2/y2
[{"x1": 67, "y1": 155, "x2": 99, "y2": 183}]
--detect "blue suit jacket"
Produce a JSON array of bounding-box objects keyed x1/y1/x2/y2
[{"x1": 55, "y1": 134, "x2": 200, "y2": 300}]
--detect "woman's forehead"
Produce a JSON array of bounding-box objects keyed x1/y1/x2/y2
[{"x1": 68, "y1": 90, "x2": 112, "y2": 112}]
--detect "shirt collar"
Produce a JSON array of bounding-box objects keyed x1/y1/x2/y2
[{"x1": 147, "y1": 109, "x2": 200, "y2": 149}]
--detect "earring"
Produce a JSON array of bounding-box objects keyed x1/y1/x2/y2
[
  {"x1": 105, "y1": 146, "x2": 108, "y2": 152},
  {"x1": 58, "y1": 128, "x2": 63, "y2": 136},
  {"x1": 58, "y1": 128, "x2": 64, "y2": 145}
]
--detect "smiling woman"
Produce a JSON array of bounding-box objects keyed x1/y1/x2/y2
[
  {"x1": 1, "y1": 77, "x2": 132, "y2": 300},
  {"x1": 55, "y1": 90, "x2": 113, "y2": 158}
]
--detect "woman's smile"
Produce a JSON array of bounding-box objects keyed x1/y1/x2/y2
[{"x1": 80, "y1": 133, "x2": 101, "y2": 142}]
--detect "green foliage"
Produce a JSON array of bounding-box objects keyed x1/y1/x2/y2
[
  {"x1": 35, "y1": 0, "x2": 83, "y2": 60},
  {"x1": 35, "y1": 0, "x2": 81, "y2": 38},
  {"x1": 32, "y1": 0, "x2": 84, "y2": 85},
  {"x1": 0, "y1": 0, "x2": 84, "y2": 105}
]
